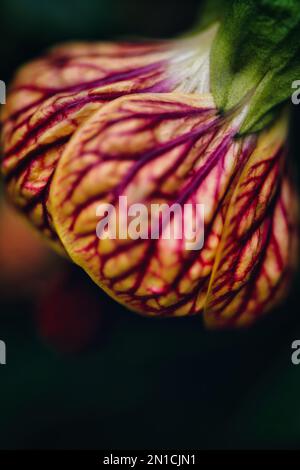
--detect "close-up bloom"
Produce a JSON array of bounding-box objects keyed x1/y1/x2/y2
[
  {"x1": 0, "y1": 26, "x2": 216, "y2": 253},
  {"x1": 3, "y1": 0, "x2": 300, "y2": 457},
  {"x1": 1, "y1": 0, "x2": 299, "y2": 328}
]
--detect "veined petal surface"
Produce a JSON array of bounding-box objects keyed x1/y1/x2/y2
[
  {"x1": 1, "y1": 26, "x2": 216, "y2": 251},
  {"x1": 50, "y1": 93, "x2": 261, "y2": 318},
  {"x1": 204, "y1": 116, "x2": 298, "y2": 327}
]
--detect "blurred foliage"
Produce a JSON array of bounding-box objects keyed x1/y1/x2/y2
[{"x1": 0, "y1": 0, "x2": 300, "y2": 450}]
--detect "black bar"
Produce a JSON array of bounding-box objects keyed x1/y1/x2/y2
[{"x1": 0, "y1": 450, "x2": 299, "y2": 466}]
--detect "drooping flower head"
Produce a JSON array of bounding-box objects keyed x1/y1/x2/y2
[
  {"x1": 0, "y1": 26, "x2": 216, "y2": 253},
  {"x1": 1, "y1": 0, "x2": 299, "y2": 327}
]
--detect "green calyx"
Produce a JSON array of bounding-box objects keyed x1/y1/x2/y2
[{"x1": 201, "y1": 0, "x2": 300, "y2": 135}]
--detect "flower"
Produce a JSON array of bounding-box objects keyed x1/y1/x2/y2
[
  {"x1": 1, "y1": 1, "x2": 299, "y2": 327},
  {"x1": 0, "y1": 26, "x2": 216, "y2": 254},
  {"x1": 49, "y1": 94, "x2": 298, "y2": 326}
]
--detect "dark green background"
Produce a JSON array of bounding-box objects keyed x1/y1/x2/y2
[{"x1": 1, "y1": 0, "x2": 300, "y2": 450}]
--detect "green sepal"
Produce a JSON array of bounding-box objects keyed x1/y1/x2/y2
[{"x1": 210, "y1": 0, "x2": 300, "y2": 134}]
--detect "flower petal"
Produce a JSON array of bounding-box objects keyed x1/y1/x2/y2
[
  {"x1": 204, "y1": 115, "x2": 298, "y2": 327},
  {"x1": 1, "y1": 41, "x2": 181, "y2": 250},
  {"x1": 50, "y1": 93, "x2": 255, "y2": 317}
]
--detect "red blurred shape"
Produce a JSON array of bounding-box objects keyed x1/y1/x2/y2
[{"x1": 36, "y1": 273, "x2": 103, "y2": 354}]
